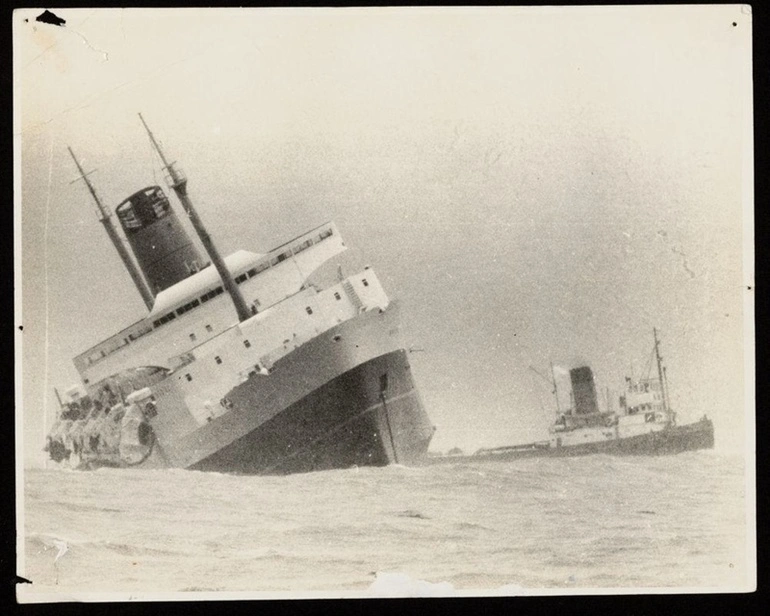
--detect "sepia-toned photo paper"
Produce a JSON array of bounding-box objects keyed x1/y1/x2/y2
[{"x1": 14, "y1": 6, "x2": 755, "y2": 602}]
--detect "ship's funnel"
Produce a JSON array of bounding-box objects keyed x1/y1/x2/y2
[
  {"x1": 116, "y1": 186, "x2": 204, "y2": 293},
  {"x1": 569, "y1": 366, "x2": 599, "y2": 415}
]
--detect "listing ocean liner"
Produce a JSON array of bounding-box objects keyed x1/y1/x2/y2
[
  {"x1": 44, "y1": 115, "x2": 434, "y2": 474},
  {"x1": 433, "y1": 330, "x2": 714, "y2": 463}
]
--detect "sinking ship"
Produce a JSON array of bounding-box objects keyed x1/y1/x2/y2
[
  {"x1": 44, "y1": 115, "x2": 435, "y2": 475},
  {"x1": 433, "y1": 330, "x2": 714, "y2": 463}
]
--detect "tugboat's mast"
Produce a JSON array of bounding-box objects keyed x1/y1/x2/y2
[
  {"x1": 138, "y1": 113, "x2": 252, "y2": 323},
  {"x1": 67, "y1": 146, "x2": 155, "y2": 310},
  {"x1": 653, "y1": 327, "x2": 669, "y2": 413},
  {"x1": 549, "y1": 361, "x2": 561, "y2": 414},
  {"x1": 529, "y1": 364, "x2": 561, "y2": 417}
]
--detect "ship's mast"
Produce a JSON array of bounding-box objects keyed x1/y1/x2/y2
[
  {"x1": 653, "y1": 327, "x2": 669, "y2": 413},
  {"x1": 138, "y1": 113, "x2": 252, "y2": 323},
  {"x1": 549, "y1": 361, "x2": 561, "y2": 414},
  {"x1": 530, "y1": 364, "x2": 561, "y2": 417},
  {"x1": 67, "y1": 146, "x2": 155, "y2": 310}
]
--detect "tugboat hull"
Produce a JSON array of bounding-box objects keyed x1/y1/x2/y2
[
  {"x1": 543, "y1": 417, "x2": 715, "y2": 458},
  {"x1": 427, "y1": 417, "x2": 715, "y2": 465}
]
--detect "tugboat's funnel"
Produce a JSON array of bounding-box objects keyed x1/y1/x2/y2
[{"x1": 570, "y1": 366, "x2": 599, "y2": 415}]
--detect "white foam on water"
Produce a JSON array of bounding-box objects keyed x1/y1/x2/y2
[{"x1": 367, "y1": 572, "x2": 456, "y2": 597}]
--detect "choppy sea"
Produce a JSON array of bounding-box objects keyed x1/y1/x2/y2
[{"x1": 20, "y1": 451, "x2": 752, "y2": 599}]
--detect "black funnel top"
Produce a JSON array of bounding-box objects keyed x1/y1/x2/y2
[
  {"x1": 570, "y1": 366, "x2": 599, "y2": 415},
  {"x1": 116, "y1": 186, "x2": 204, "y2": 293}
]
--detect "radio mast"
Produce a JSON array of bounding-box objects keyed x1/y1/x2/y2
[
  {"x1": 67, "y1": 146, "x2": 155, "y2": 310},
  {"x1": 653, "y1": 328, "x2": 669, "y2": 414}
]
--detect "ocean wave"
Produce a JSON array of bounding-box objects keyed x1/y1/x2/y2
[
  {"x1": 27, "y1": 533, "x2": 190, "y2": 559},
  {"x1": 27, "y1": 532, "x2": 89, "y2": 550},
  {"x1": 293, "y1": 523, "x2": 371, "y2": 538},
  {"x1": 451, "y1": 521, "x2": 496, "y2": 532},
  {"x1": 21, "y1": 454, "x2": 749, "y2": 594}
]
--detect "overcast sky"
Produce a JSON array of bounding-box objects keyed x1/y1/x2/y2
[{"x1": 15, "y1": 7, "x2": 752, "y2": 466}]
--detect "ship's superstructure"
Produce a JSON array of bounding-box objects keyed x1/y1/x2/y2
[
  {"x1": 45, "y1": 117, "x2": 434, "y2": 474},
  {"x1": 549, "y1": 364, "x2": 676, "y2": 449},
  {"x1": 74, "y1": 221, "x2": 349, "y2": 388}
]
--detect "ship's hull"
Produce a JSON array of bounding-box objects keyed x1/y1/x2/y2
[
  {"x1": 428, "y1": 417, "x2": 715, "y2": 465},
  {"x1": 70, "y1": 302, "x2": 435, "y2": 475},
  {"x1": 191, "y1": 350, "x2": 431, "y2": 474}
]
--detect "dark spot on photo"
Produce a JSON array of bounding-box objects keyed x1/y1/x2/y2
[{"x1": 36, "y1": 10, "x2": 66, "y2": 27}]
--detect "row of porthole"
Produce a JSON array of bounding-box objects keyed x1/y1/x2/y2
[
  {"x1": 629, "y1": 403, "x2": 658, "y2": 413},
  {"x1": 183, "y1": 338, "x2": 254, "y2": 382},
  {"x1": 182, "y1": 288, "x2": 334, "y2": 379},
  {"x1": 180, "y1": 269, "x2": 362, "y2": 383},
  {"x1": 629, "y1": 384, "x2": 660, "y2": 394},
  {"x1": 85, "y1": 228, "x2": 337, "y2": 364},
  {"x1": 305, "y1": 283, "x2": 351, "y2": 315},
  {"x1": 188, "y1": 323, "x2": 214, "y2": 343},
  {"x1": 154, "y1": 228, "x2": 336, "y2": 329}
]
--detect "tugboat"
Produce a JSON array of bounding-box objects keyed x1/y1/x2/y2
[
  {"x1": 43, "y1": 115, "x2": 435, "y2": 475},
  {"x1": 436, "y1": 329, "x2": 714, "y2": 463}
]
